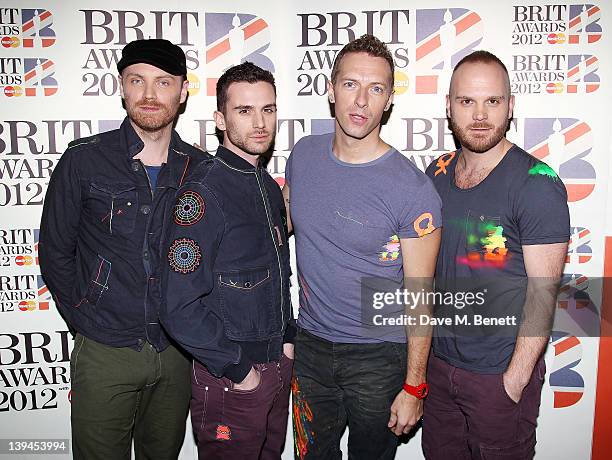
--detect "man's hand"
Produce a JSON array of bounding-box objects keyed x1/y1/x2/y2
[
  {"x1": 502, "y1": 370, "x2": 529, "y2": 403},
  {"x1": 388, "y1": 390, "x2": 423, "y2": 436},
  {"x1": 233, "y1": 367, "x2": 261, "y2": 391},
  {"x1": 283, "y1": 343, "x2": 295, "y2": 360}
]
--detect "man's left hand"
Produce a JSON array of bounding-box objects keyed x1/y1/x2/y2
[
  {"x1": 502, "y1": 370, "x2": 528, "y2": 403},
  {"x1": 388, "y1": 390, "x2": 423, "y2": 436},
  {"x1": 283, "y1": 343, "x2": 294, "y2": 360}
]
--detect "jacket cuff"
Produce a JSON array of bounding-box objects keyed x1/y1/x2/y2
[
  {"x1": 283, "y1": 319, "x2": 297, "y2": 344},
  {"x1": 223, "y1": 350, "x2": 253, "y2": 383}
]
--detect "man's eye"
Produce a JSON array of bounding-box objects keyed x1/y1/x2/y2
[
  {"x1": 460, "y1": 99, "x2": 473, "y2": 105},
  {"x1": 239, "y1": 109, "x2": 249, "y2": 114},
  {"x1": 159, "y1": 80, "x2": 170, "y2": 87},
  {"x1": 264, "y1": 108, "x2": 276, "y2": 114},
  {"x1": 371, "y1": 86, "x2": 384, "y2": 94},
  {"x1": 344, "y1": 81, "x2": 355, "y2": 88},
  {"x1": 131, "y1": 79, "x2": 142, "y2": 85}
]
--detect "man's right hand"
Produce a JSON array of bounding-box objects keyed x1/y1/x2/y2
[{"x1": 233, "y1": 367, "x2": 261, "y2": 391}]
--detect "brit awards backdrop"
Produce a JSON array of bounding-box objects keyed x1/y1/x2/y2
[{"x1": 0, "y1": 1, "x2": 610, "y2": 459}]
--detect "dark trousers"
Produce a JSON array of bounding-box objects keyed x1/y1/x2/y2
[
  {"x1": 70, "y1": 334, "x2": 191, "y2": 460},
  {"x1": 422, "y1": 354, "x2": 546, "y2": 460},
  {"x1": 190, "y1": 353, "x2": 293, "y2": 460},
  {"x1": 292, "y1": 328, "x2": 406, "y2": 460}
]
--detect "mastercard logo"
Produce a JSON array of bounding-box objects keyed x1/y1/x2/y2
[
  {"x1": 394, "y1": 71, "x2": 409, "y2": 96},
  {"x1": 4, "y1": 86, "x2": 24, "y2": 97},
  {"x1": 187, "y1": 72, "x2": 200, "y2": 97},
  {"x1": 18, "y1": 300, "x2": 36, "y2": 312},
  {"x1": 546, "y1": 82, "x2": 564, "y2": 94},
  {"x1": 548, "y1": 33, "x2": 566, "y2": 44},
  {"x1": 1, "y1": 36, "x2": 20, "y2": 48},
  {"x1": 15, "y1": 255, "x2": 34, "y2": 266}
]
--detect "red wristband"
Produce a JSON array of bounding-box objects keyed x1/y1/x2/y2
[{"x1": 403, "y1": 382, "x2": 429, "y2": 399}]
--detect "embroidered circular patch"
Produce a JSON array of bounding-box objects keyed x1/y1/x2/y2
[
  {"x1": 168, "y1": 238, "x2": 202, "y2": 274},
  {"x1": 174, "y1": 190, "x2": 205, "y2": 226}
]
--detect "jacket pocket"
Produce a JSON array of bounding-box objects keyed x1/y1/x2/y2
[
  {"x1": 88, "y1": 181, "x2": 139, "y2": 235},
  {"x1": 218, "y1": 267, "x2": 278, "y2": 341},
  {"x1": 85, "y1": 255, "x2": 112, "y2": 306}
]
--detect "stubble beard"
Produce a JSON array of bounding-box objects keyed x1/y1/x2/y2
[{"x1": 449, "y1": 116, "x2": 508, "y2": 154}]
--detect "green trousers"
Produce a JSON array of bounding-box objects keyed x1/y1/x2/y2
[{"x1": 70, "y1": 334, "x2": 191, "y2": 460}]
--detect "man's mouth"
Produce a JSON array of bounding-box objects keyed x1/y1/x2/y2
[{"x1": 349, "y1": 113, "x2": 368, "y2": 125}]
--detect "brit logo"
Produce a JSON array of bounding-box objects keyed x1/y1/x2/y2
[
  {"x1": 548, "y1": 331, "x2": 584, "y2": 408},
  {"x1": 204, "y1": 13, "x2": 274, "y2": 96},
  {"x1": 17, "y1": 277, "x2": 50, "y2": 312},
  {"x1": 413, "y1": 8, "x2": 483, "y2": 94},
  {"x1": 0, "y1": 8, "x2": 56, "y2": 48},
  {"x1": 558, "y1": 273, "x2": 590, "y2": 309},
  {"x1": 0, "y1": 228, "x2": 39, "y2": 268},
  {"x1": 567, "y1": 4, "x2": 602, "y2": 44},
  {"x1": 511, "y1": 54, "x2": 600, "y2": 95},
  {"x1": 524, "y1": 118, "x2": 595, "y2": 202},
  {"x1": 558, "y1": 54, "x2": 599, "y2": 93},
  {"x1": 512, "y1": 4, "x2": 602, "y2": 46},
  {"x1": 565, "y1": 227, "x2": 592, "y2": 265},
  {"x1": 0, "y1": 57, "x2": 57, "y2": 97}
]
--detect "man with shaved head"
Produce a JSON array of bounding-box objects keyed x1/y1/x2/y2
[{"x1": 423, "y1": 51, "x2": 570, "y2": 459}]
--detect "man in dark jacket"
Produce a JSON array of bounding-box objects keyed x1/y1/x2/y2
[
  {"x1": 161, "y1": 62, "x2": 295, "y2": 460},
  {"x1": 39, "y1": 39, "x2": 207, "y2": 459}
]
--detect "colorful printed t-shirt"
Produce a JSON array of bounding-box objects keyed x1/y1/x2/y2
[
  {"x1": 286, "y1": 133, "x2": 442, "y2": 343},
  {"x1": 426, "y1": 145, "x2": 570, "y2": 373}
]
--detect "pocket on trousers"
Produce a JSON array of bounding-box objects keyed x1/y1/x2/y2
[
  {"x1": 499, "y1": 373, "x2": 520, "y2": 406},
  {"x1": 69, "y1": 333, "x2": 86, "y2": 386},
  {"x1": 218, "y1": 267, "x2": 277, "y2": 340}
]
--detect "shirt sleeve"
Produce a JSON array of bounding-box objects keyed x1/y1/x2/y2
[
  {"x1": 515, "y1": 166, "x2": 570, "y2": 245},
  {"x1": 160, "y1": 183, "x2": 252, "y2": 383},
  {"x1": 397, "y1": 175, "x2": 443, "y2": 239}
]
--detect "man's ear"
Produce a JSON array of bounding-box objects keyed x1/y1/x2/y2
[
  {"x1": 327, "y1": 79, "x2": 335, "y2": 104},
  {"x1": 118, "y1": 74, "x2": 124, "y2": 98},
  {"x1": 213, "y1": 110, "x2": 226, "y2": 131},
  {"x1": 180, "y1": 77, "x2": 189, "y2": 104}
]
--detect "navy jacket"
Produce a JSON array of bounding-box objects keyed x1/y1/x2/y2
[
  {"x1": 161, "y1": 146, "x2": 295, "y2": 383},
  {"x1": 39, "y1": 118, "x2": 208, "y2": 351}
]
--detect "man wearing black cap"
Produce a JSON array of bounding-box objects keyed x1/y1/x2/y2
[{"x1": 39, "y1": 39, "x2": 207, "y2": 459}]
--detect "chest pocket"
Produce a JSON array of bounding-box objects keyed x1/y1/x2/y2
[{"x1": 88, "y1": 182, "x2": 139, "y2": 236}]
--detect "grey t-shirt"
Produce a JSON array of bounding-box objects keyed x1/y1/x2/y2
[
  {"x1": 426, "y1": 145, "x2": 570, "y2": 373},
  {"x1": 286, "y1": 133, "x2": 442, "y2": 343}
]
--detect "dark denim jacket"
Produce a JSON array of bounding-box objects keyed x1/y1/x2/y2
[
  {"x1": 160, "y1": 146, "x2": 295, "y2": 382},
  {"x1": 39, "y1": 118, "x2": 208, "y2": 351}
]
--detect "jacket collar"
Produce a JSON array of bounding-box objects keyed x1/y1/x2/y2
[
  {"x1": 118, "y1": 116, "x2": 183, "y2": 160},
  {"x1": 215, "y1": 145, "x2": 262, "y2": 172},
  {"x1": 119, "y1": 117, "x2": 193, "y2": 188}
]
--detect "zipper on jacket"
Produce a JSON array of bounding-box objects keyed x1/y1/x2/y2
[{"x1": 254, "y1": 168, "x2": 285, "y2": 329}]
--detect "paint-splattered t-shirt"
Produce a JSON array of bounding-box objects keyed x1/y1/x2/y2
[
  {"x1": 426, "y1": 145, "x2": 570, "y2": 373},
  {"x1": 286, "y1": 133, "x2": 442, "y2": 343}
]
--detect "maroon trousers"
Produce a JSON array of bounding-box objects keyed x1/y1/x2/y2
[
  {"x1": 422, "y1": 354, "x2": 546, "y2": 460},
  {"x1": 190, "y1": 354, "x2": 293, "y2": 460}
]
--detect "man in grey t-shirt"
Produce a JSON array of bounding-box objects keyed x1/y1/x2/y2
[{"x1": 283, "y1": 35, "x2": 442, "y2": 460}]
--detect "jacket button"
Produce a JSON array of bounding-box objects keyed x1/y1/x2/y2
[
  {"x1": 141, "y1": 205, "x2": 151, "y2": 215},
  {"x1": 143, "y1": 251, "x2": 149, "y2": 260},
  {"x1": 132, "y1": 162, "x2": 140, "y2": 172}
]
